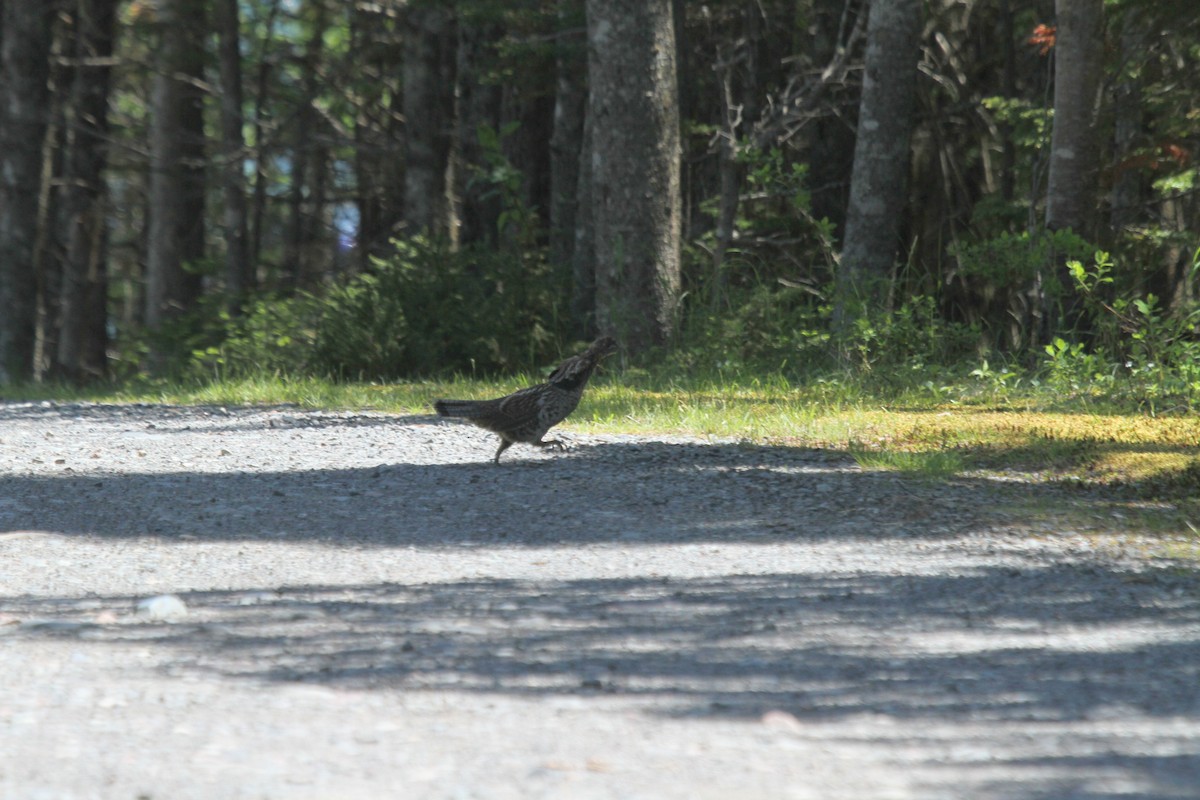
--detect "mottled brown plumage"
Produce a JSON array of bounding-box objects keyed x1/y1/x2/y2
[{"x1": 434, "y1": 337, "x2": 617, "y2": 463}]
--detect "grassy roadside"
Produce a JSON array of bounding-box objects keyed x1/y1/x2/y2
[{"x1": 4, "y1": 371, "x2": 1198, "y2": 554}]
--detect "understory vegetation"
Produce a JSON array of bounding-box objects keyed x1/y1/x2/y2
[
  {"x1": 11, "y1": 148, "x2": 1200, "y2": 535},
  {"x1": 11, "y1": 189, "x2": 1200, "y2": 529},
  {"x1": 166, "y1": 234, "x2": 1200, "y2": 409}
]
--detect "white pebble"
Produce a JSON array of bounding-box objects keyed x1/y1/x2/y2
[{"x1": 136, "y1": 594, "x2": 188, "y2": 621}]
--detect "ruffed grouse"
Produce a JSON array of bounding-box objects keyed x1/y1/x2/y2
[{"x1": 434, "y1": 337, "x2": 617, "y2": 463}]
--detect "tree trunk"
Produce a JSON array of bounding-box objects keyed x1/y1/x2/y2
[
  {"x1": 34, "y1": 18, "x2": 69, "y2": 382},
  {"x1": 549, "y1": 0, "x2": 587, "y2": 276},
  {"x1": 455, "y1": 18, "x2": 503, "y2": 248},
  {"x1": 144, "y1": 0, "x2": 206, "y2": 338},
  {"x1": 214, "y1": 0, "x2": 252, "y2": 308},
  {"x1": 1110, "y1": 14, "x2": 1142, "y2": 235},
  {"x1": 1044, "y1": 0, "x2": 1104, "y2": 336},
  {"x1": 999, "y1": 0, "x2": 1017, "y2": 202},
  {"x1": 834, "y1": 0, "x2": 922, "y2": 330},
  {"x1": 281, "y1": 3, "x2": 326, "y2": 291},
  {"x1": 570, "y1": 109, "x2": 596, "y2": 338},
  {"x1": 55, "y1": 0, "x2": 118, "y2": 383},
  {"x1": 351, "y1": 2, "x2": 405, "y2": 269},
  {"x1": 0, "y1": 4, "x2": 53, "y2": 383},
  {"x1": 248, "y1": 0, "x2": 281, "y2": 277},
  {"x1": 586, "y1": 0, "x2": 682, "y2": 355},
  {"x1": 1044, "y1": 0, "x2": 1104, "y2": 238},
  {"x1": 403, "y1": 4, "x2": 457, "y2": 239}
]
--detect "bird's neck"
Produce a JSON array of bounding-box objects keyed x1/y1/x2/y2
[{"x1": 550, "y1": 366, "x2": 594, "y2": 392}]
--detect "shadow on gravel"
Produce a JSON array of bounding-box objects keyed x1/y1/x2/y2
[
  {"x1": 5, "y1": 563, "x2": 1200, "y2": 796},
  {"x1": 0, "y1": 439, "x2": 1150, "y2": 546},
  {"x1": 7, "y1": 565, "x2": 1200, "y2": 715},
  {"x1": 0, "y1": 401, "x2": 426, "y2": 433}
]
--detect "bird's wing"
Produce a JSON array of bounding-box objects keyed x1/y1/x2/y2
[{"x1": 491, "y1": 385, "x2": 549, "y2": 428}]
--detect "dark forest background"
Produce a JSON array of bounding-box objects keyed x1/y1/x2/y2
[{"x1": 0, "y1": 0, "x2": 1196, "y2": 394}]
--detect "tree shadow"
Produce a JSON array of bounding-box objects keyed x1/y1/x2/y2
[
  {"x1": 8, "y1": 564, "x2": 1200, "y2": 716},
  {"x1": 0, "y1": 400, "x2": 428, "y2": 433},
  {"x1": 6, "y1": 563, "x2": 1200, "y2": 796},
  {"x1": 4, "y1": 408, "x2": 1200, "y2": 795},
  {"x1": 0, "y1": 435, "x2": 1129, "y2": 546}
]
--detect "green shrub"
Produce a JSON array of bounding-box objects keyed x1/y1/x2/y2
[
  {"x1": 311, "y1": 237, "x2": 566, "y2": 379},
  {"x1": 191, "y1": 294, "x2": 322, "y2": 378},
  {"x1": 1061, "y1": 249, "x2": 1200, "y2": 407},
  {"x1": 952, "y1": 227, "x2": 1094, "y2": 354},
  {"x1": 843, "y1": 295, "x2": 979, "y2": 372}
]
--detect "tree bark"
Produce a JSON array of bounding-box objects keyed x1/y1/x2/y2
[
  {"x1": 1044, "y1": 0, "x2": 1104, "y2": 336},
  {"x1": 549, "y1": 0, "x2": 587, "y2": 275},
  {"x1": 214, "y1": 0, "x2": 252, "y2": 308},
  {"x1": 455, "y1": 18, "x2": 503, "y2": 248},
  {"x1": 33, "y1": 18, "x2": 69, "y2": 382},
  {"x1": 281, "y1": 3, "x2": 327, "y2": 291},
  {"x1": 570, "y1": 108, "x2": 596, "y2": 338},
  {"x1": 144, "y1": 0, "x2": 206, "y2": 337},
  {"x1": 586, "y1": 0, "x2": 682, "y2": 354},
  {"x1": 55, "y1": 0, "x2": 118, "y2": 383},
  {"x1": 1044, "y1": 0, "x2": 1104, "y2": 238},
  {"x1": 1109, "y1": 14, "x2": 1142, "y2": 235},
  {"x1": 835, "y1": 0, "x2": 922, "y2": 329},
  {"x1": 403, "y1": 4, "x2": 457, "y2": 239},
  {"x1": 0, "y1": 4, "x2": 53, "y2": 383},
  {"x1": 350, "y1": 1, "x2": 405, "y2": 269},
  {"x1": 999, "y1": 0, "x2": 1017, "y2": 202},
  {"x1": 248, "y1": 0, "x2": 281, "y2": 277}
]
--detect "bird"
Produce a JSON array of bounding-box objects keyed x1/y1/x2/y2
[{"x1": 433, "y1": 336, "x2": 618, "y2": 464}]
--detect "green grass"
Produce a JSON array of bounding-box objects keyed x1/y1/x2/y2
[{"x1": 847, "y1": 444, "x2": 967, "y2": 478}]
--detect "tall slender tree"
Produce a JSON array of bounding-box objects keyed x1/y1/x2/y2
[
  {"x1": 571, "y1": 110, "x2": 596, "y2": 338},
  {"x1": 455, "y1": 14, "x2": 503, "y2": 247},
  {"x1": 350, "y1": 1, "x2": 405, "y2": 268},
  {"x1": 549, "y1": 0, "x2": 587, "y2": 279},
  {"x1": 214, "y1": 0, "x2": 251, "y2": 307},
  {"x1": 144, "y1": 0, "x2": 207, "y2": 341},
  {"x1": 403, "y1": 3, "x2": 457, "y2": 238},
  {"x1": 1044, "y1": 0, "x2": 1104, "y2": 238},
  {"x1": 1043, "y1": 0, "x2": 1104, "y2": 334},
  {"x1": 0, "y1": 4, "x2": 54, "y2": 383},
  {"x1": 55, "y1": 0, "x2": 119, "y2": 382},
  {"x1": 586, "y1": 0, "x2": 682, "y2": 354},
  {"x1": 281, "y1": 1, "x2": 328, "y2": 290},
  {"x1": 835, "y1": 0, "x2": 922, "y2": 333}
]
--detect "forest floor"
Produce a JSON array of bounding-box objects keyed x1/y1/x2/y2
[{"x1": 1, "y1": 402, "x2": 1199, "y2": 799}]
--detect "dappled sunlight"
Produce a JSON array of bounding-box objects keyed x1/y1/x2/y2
[{"x1": 4, "y1": 404, "x2": 1200, "y2": 797}]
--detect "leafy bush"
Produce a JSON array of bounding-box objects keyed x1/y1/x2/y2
[
  {"x1": 842, "y1": 295, "x2": 979, "y2": 372},
  {"x1": 950, "y1": 227, "x2": 1096, "y2": 355},
  {"x1": 191, "y1": 294, "x2": 322, "y2": 378},
  {"x1": 311, "y1": 237, "x2": 566, "y2": 379},
  {"x1": 1060, "y1": 249, "x2": 1200, "y2": 407}
]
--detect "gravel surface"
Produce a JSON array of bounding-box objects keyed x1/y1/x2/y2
[{"x1": 2, "y1": 401, "x2": 1199, "y2": 799}]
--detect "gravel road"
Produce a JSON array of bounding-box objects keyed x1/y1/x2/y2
[{"x1": 2, "y1": 401, "x2": 1198, "y2": 799}]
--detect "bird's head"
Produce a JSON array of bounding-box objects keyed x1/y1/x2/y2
[{"x1": 590, "y1": 336, "x2": 619, "y2": 359}]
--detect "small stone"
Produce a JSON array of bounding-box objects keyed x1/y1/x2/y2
[
  {"x1": 236, "y1": 591, "x2": 277, "y2": 606},
  {"x1": 761, "y1": 709, "x2": 805, "y2": 733},
  {"x1": 136, "y1": 594, "x2": 188, "y2": 621}
]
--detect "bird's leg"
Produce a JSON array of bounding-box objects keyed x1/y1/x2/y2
[
  {"x1": 493, "y1": 438, "x2": 514, "y2": 464},
  {"x1": 533, "y1": 437, "x2": 567, "y2": 453}
]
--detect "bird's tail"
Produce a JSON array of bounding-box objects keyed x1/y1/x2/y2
[{"x1": 434, "y1": 399, "x2": 486, "y2": 418}]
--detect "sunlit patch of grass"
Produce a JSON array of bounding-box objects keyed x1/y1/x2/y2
[
  {"x1": 5, "y1": 371, "x2": 1198, "y2": 503},
  {"x1": 847, "y1": 444, "x2": 966, "y2": 478}
]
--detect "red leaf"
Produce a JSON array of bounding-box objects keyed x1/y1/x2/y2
[{"x1": 1028, "y1": 24, "x2": 1057, "y2": 56}]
